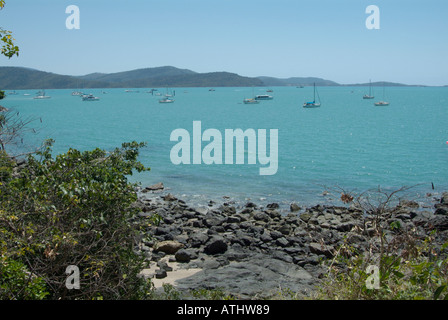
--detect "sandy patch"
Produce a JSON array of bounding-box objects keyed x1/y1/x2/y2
[{"x1": 140, "y1": 256, "x2": 202, "y2": 289}]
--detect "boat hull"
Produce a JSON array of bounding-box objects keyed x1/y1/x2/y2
[
  {"x1": 303, "y1": 103, "x2": 321, "y2": 108},
  {"x1": 243, "y1": 99, "x2": 259, "y2": 104},
  {"x1": 255, "y1": 95, "x2": 273, "y2": 100}
]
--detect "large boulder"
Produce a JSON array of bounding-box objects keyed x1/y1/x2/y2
[
  {"x1": 204, "y1": 236, "x2": 228, "y2": 255},
  {"x1": 153, "y1": 240, "x2": 184, "y2": 254}
]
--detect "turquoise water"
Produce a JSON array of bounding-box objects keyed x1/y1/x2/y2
[{"x1": 2, "y1": 86, "x2": 448, "y2": 209}]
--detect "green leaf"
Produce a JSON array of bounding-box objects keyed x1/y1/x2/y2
[{"x1": 434, "y1": 285, "x2": 446, "y2": 300}]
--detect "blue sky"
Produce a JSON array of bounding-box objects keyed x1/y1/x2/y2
[{"x1": 1, "y1": 0, "x2": 447, "y2": 85}]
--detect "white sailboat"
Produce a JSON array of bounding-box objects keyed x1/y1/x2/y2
[
  {"x1": 374, "y1": 83, "x2": 389, "y2": 106},
  {"x1": 303, "y1": 83, "x2": 321, "y2": 108},
  {"x1": 159, "y1": 88, "x2": 175, "y2": 103},
  {"x1": 34, "y1": 90, "x2": 51, "y2": 99},
  {"x1": 363, "y1": 79, "x2": 374, "y2": 99},
  {"x1": 81, "y1": 94, "x2": 100, "y2": 101},
  {"x1": 243, "y1": 87, "x2": 260, "y2": 104},
  {"x1": 243, "y1": 98, "x2": 259, "y2": 104}
]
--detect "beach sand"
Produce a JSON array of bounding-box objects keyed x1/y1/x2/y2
[{"x1": 140, "y1": 256, "x2": 202, "y2": 289}]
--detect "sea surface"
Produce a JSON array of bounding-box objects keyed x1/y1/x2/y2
[{"x1": 2, "y1": 86, "x2": 448, "y2": 210}]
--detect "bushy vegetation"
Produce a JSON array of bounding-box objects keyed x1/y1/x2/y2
[
  {"x1": 316, "y1": 188, "x2": 448, "y2": 300},
  {"x1": 0, "y1": 140, "x2": 157, "y2": 299}
]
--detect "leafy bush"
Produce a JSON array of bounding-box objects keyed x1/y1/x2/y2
[
  {"x1": 0, "y1": 140, "x2": 155, "y2": 299},
  {"x1": 316, "y1": 187, "x2": 448, "y2": 300}
]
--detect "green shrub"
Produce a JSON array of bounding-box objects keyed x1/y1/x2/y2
[
  {"x1": 0, "y1": 140, "x2": 155, "y2": 299},
  {"x1": 0, "y1": 256, "x2": 49, "y2": 299}
]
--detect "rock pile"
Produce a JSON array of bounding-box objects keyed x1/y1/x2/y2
[{"x1": 134, "y1": 187, "x2": 448, "y2": 299}]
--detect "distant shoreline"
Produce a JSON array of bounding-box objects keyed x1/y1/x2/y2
[{"x1": 0, "y1": 66, "x2": 442, "y2": 90}]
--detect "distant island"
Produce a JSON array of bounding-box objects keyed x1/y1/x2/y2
[{"x1": 0, "y1": 66, "x2": 430, "y2": 90}]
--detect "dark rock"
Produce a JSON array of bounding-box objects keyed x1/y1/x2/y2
[
  {"x1": 175, "y1": 254, "x2": 314, "y2": 299},
  {"x1": 395, "y1": 212, "x2": 418, "y2": 220},
  {"x1": 266, "y1": 203, "x2": 279, "y2": 209},
  {"x1": 175, "y1": 249, "x2": 198, "y2": 262},
  {"x1": 435, "y1": 207, "x2": 448, "y2": 216},
  {"x1": 190, "y1": 233, "x2": 209, "y2": 248},
  {"x1": 195, "y1": 207, "x2": 209, "y2": 215},
  {"x1": 155, "y1": 269, "x2": 167, "y2": 279},
  {"x1": 163, "y1": 216, "x2": 175, "y2": 225},
  {"x1": 204, "y1": 214, "x2": 226, "y2": 228},
  {"x1": 150, "y1": 251, "x2": 165, "y2": 262},
  {"x1": 226, "y1": 216, "x2": 241, "y2": 224},
  {"x1": 299, "y1": 212, "x2": 313, "y2": 223},
  {"x1": 276, "y1": 237, "x2": 289, "y2": 247},
  {"x1": 267, "y1": 210, "x2": 282, "y2": 220},
  {"x1": 224, "y1": 223, "x2": 240, "y2": 232},
  {"x1": 157, "y1": 260, "x2": 173, "y2": 272},
  {"x1": 441, "y1": 192, "x2": 448, "y2": 204},
  {"x1": 211, "y1": 225, "x2": 226, "y2": 233},
  {"x1": 220, "y1": 205, "x2": 236, "y2": 215},
  {"x1": 182, "y1": 210, "x2": 197, "y2": 219},
  {"x1": 260, "y1": 231, "x2": 273, "y2": 243},
  {"x1": 335, "y1": 221, "x2": 356, "y2": 232},
  {"x1": 204, "y1": 236, "x2": 228, "y2": 255},
  {"x1": 163, "y1": 193, "x2": 177, "y2": 201},
  {"x1": 294, "y1": 255, "x2": 320, "y2": 267},
  {"x1": 427, "y1": 216, "x2": 448, "y2": 231},
  {"x1": 145, "y1": 182, "x2": 164, "y2": 191},
  {"x1": 154, "y1": 227, "x2": 171, "y2": 236},
  {"x1": 277, "y1": 224, "x2": 292, "y2": 235},
  {"x1": 308, "y1": 242, "x2": 334, "y2": 258},
  {"x1": 245, "y1": 202, "x2": 257, "y2": 208},
  {"x1": 192, "y1": 219, "x2": 204, "y2": 228},
  {"x1": 269, "y1": 230, "x2": 283, "y2": 240},
  {"x1": 399, "y1": 200, "x2": 419, "y2": 209},
  {"x1": 272, "y1": 250, "x2": 293, "y2": 263},
  {"x1": 290, "y1": 203, "x2": 301, "y2": 212},
  {"x1": 253, "y1": 212, "x2": 270, "y2": 222}
]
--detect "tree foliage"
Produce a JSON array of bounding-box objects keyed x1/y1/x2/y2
[
  {"x1": 0, "y1": 1, "x2": 19, "y2": 59},
  {"x1": 0, "y1": 140, "x2": 155, "y2": 299}
]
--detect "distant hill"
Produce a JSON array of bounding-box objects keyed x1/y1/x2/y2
[
  {"x1": 258, "y1": 76, "x2": 340, "y2": 87},
  {"x1": 342, "y1": 81, "x2": 426, "y2": 87},
  {"x1": 0, "y1": 66, "x2": 423, "y2": 89},
  {"x1": 77, "y1": 66, "x2": 197, "y2": 83},
  {"x1": 0, "y1": 66, "x2": 263, "y2": 89},
  {"x1": 0, "y1": 67, "x2": 110, "y2": 90}
]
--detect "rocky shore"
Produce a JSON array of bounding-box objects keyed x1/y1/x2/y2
[{"x1": 133, "y1": 183, "x2": 448, "y2": 299}]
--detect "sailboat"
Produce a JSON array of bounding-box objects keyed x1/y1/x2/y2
[
  {"x1": 33, "y1": 90, "x2": 51, "y2": 99},
  {"x1": 363, "y1": 79, "x2": 374, "y2": 99},
  {"x1": 243, "y1": 98, "x2": 259, "y2": 104},
  {"x1": 374, "y1": 83, "x2": 389, "y2": 106},
  {"x1": 159, "y1": 88, "x2": 175, "y2": 103},
  {"x1": 243, "y1": 87, "x2": 260, "y2": 104},
  {"x1": 303, "y1": 83, "x2": 321, "y2": 108}
]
